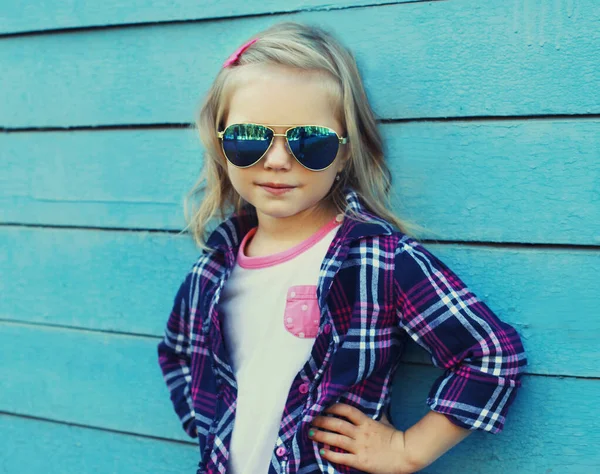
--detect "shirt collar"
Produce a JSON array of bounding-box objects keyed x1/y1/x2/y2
[{"x1": 205, "y1": 188, "x2": 396, "y2": 253}]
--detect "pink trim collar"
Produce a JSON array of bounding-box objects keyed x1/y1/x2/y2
[{"x1": 237, "y1": 216, "x2": 342, "y2": 269}]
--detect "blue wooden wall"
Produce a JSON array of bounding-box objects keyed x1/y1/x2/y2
[{"x1": 1, "y1": 1, "x2": 599, "y2": 472}]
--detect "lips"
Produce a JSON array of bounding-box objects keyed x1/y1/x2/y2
[
  {"x1": 258, "y1": 182, "x2": 296, "y2": 189},
  {"x1": 257, "y1": 182, "x2": 296, "y2": 195}
]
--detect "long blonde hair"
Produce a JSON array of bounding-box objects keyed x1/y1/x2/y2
[{"x1": 183, "y1": 21, "x2": 423, "y2": 248}]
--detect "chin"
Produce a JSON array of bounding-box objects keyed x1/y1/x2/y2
[{"x1": 254, "y1": 203, "x2": 302, "y2": 219}]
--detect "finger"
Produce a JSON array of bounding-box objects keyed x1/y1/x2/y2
[
  {"x1": 308, "y1": 428, "x2": 355, "y2": 453},
  {"x1": 324, "y1": 403, "x2": 367, "y2": 426},
  {"x1": 319, "y1": 447, "x2": 357, "y2": 468},
  {"x1": 311, "y1": 415, "x2": 358, "y2": 438}
]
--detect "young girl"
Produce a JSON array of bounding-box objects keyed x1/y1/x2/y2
[{"x1": 157, "y1": 21, "x2": 527, "y2": 474}]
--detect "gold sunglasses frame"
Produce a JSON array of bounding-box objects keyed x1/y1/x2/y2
[{"x1": 216, "y1": 123, "x2": 348, "y2": 171}]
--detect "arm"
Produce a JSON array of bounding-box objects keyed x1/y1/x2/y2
[
  {"x1": 401, "y1": 410, "x2": 472, "y2": 471},
  {"x1": 157, "y1": 270, "x2": 198, "y2": 438},
  {"x1": 310, "y1": 238, "x2": 527, "y2": 473},
  {"x1": 393, "y1": 237, "x2": 528, "y2": 435}
]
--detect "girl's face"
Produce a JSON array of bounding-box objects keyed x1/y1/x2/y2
[{"x1": 222, "y1": 64, "x2": 347, "y2": 223}]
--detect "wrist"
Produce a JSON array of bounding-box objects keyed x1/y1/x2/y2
[{"x1": 391, "y1": 429, "x2": 420, "y2": 474}]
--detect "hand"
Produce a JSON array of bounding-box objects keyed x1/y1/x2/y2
[{"x1": 308, "y1": 403, "x2": 418, "y2": 474}]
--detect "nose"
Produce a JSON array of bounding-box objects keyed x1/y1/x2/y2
[{"x1": 262, "y1": 135, "x2": 293, "y2": 171}]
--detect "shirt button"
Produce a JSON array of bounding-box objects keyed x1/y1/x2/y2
[
  {"x1": 276, "y1": 446, "x2": 287, "y2": 457},
  {"x1": 298, "y1": 332, "x2": 305, "y2": 338},
  {"x1": 299, "y1": 383, "x2": 309, "y2": 394},
  {"x1": 324, "y1": 323, "x2": 332, "y2": 334},
  {"x1": 335, "y1": 213, "x2": 344, "y2": 223},
  {"x1": 290, "y1": 291, "x2": 296, "y2": 297},
  {"x1": 287, "y1": 317, "x2": 293, "y2": 323},
  {"x1": 302, "y1": 304, "x2": 308, "y2": 311}
]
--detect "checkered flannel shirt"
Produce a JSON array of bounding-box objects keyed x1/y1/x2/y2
[{"x1": 157, "y1": 188, "x2": 527, "y2": 473}]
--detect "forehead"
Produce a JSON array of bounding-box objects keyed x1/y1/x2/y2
[{"x1": 223, "y1": 64, "x2": 343, "y2": 131}]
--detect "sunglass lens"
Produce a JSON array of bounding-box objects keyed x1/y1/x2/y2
[
  {"x1": 287, "y1": 126, "x2": 340, "y2": 170},
  {"x1": 222, "y1": 124, "x2": 273, "y2": 167}
]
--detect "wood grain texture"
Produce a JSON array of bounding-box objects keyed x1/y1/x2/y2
[
  {"x1": 2, "y1": 120, "x2": 598, "y2": 243},
  {"x1": 1, "y1": 226, "x2": 599, "y2": 377},
  {"x1": 2, "y1": 0, "x2": 599, "y2": 471},
  {"x1": 1, "y1": 0, "x2": 599, "y2": 128},
  {"x1": 0, "y1": 414, "x2": 199, "y2": 473},
  {"x1": 0, "y1": 324, "x2": 598, "y2": 473},
  {"x1": 0, "y1": 0, "x2": 424, "y2": 35},
  {"x1": 0, "y1": 322, "x2": 191, "y2": 442}
]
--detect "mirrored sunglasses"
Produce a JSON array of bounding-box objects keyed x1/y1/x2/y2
[{"x1": 217, "y1": 123, "x2": 348, "y2": 171}]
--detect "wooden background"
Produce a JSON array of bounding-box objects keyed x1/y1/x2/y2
[{"x1": 1, "y1": 1, "x2": 599, "y2": 472}]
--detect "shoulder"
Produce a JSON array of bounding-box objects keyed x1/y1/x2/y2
[
  {"x1": 346, "y1": 218, "x2": 422, "y2": 256},
  {"x1": 189, "y1": 248, "x2": 227, "y2": 284},
  {"x1": 351, "y1": 225, "x2": 445, "y2": 281},
  {"x1": 175, "y1": 249, "x2": 227, "y2": 300},
  {"x1": 390, "y1": 232, "x2": 465, "y2": 296}
]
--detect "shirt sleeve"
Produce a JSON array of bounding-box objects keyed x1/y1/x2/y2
[
  {"x1": 157, "y1": 270, "x2": 198, "y2": 439},
  {"x1": 393, "y1": 237, "x2": 528, "y2": 434}
]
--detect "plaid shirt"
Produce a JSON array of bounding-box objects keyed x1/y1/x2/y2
[{"x1": 157, "y1": 189, "x2": 527, "y2": 474}]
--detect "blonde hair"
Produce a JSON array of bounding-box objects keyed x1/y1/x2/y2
[{"x1": 183, "y1": 21, "x2": 424, "y2": 248}]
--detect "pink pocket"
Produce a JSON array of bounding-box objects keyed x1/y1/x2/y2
[{"x1": 283, "y1": 285, "x2": 321, "y2": 339}]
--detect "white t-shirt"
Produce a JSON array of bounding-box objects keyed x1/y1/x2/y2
[{"x1": 219, "y1": 215, "x2": 343, "y2": 474}]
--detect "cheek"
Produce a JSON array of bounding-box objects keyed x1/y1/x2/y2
[
  {"x1": 301, "y1": 170, "x2": 338, "y2": 206},
  {"x1": 315, "y1": 168, "x2": 338, "y2": 191},
  {"x1": 226, "y1": 164, "x2": 249, "y2": 193}
]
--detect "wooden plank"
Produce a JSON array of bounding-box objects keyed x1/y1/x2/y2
[
  {"x1": 0, "y1": 0, "x2": 423, "y2": 35},
  {"x1": 0, "y1": 414, "x2": 199, "y2": 474},
  {"x1": 382, "y1": 119, "x2": 600, "y2": 245},
  {"x1": 0, "y1": 323, "x2": 191, "y2": 442},
  {"x1": 0, "y1": 128, "x2": 199, "y2": 231},
  {"x1": 0, "y1": 326, "x2": 598, "y2": 473},
  {"x1": 1, "y1": 229, "x2": 599, "y2": 377},
  {"x1": 1, "y1": 1, "x2": 599, "y2": 127},
  {"x1": 2, "y1": 119, "x2": 598, "y2": 244},
  {"x1": 0, "y1": 227, "x2": 199, "y2": 337}
]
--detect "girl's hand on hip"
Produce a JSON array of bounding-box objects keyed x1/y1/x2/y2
[{"x1": 309, "y1": 403, "x2": 418, "y2": 474}]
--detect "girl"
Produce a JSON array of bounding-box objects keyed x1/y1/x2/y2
[{"x1": 157, "y1": 21, "x2": 527, "y2": 474}]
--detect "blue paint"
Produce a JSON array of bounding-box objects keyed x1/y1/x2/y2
[
  {"x1": 1, "y1": 414, "x2": 199, "y2": 473},
  {"x1": 1, "y1": 324, "x2": 598, "y2": 473},
  {"x1": 1, "y1": 226, "x2": 599, "y2": 377},
  {"x1": 2, "y1": 120, "x2": 598, "y2": 243},
  {"x1": 1, "y1": 1, "x2": 599, "y2": 127},
  {"x1": 1, "y1": 0, "x2": 599, "y2": 471},
  {"x1": 0, "y1": 0, "x2": 423, "y2": 35}
]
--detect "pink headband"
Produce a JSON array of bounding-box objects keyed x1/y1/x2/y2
[{"x1": 222, "y1": 38, "x2": 258, "y2": 68}]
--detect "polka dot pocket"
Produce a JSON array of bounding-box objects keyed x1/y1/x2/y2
[{"x1": 283, "y1": 285, "x2": 321, "y2": 339}]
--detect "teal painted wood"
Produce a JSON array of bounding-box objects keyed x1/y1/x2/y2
[
  {"x1": 0, "y1": 0, "x2": 423, "y2": 35},
  {"x1": 1, "y1": 0, "x2": 599, "y2": 471},
  {"x1": 1, "y1": 415, "x2": 199, "y2": 473},
  {"x1": 2, "y1": 226, "x2": 599, "y2": 377},
  {"x1": 2, "y1": 119, "x2": 598, "y2": 244},
  {"x1": 1, "y1": 324, "x2": 598, "y2": 473},
  {"x1": 0, "y1": 128, "x2": 200, "y2": 231},
  {"x1": 0, "y1": 227, "x2": 198, "y2": 338},
  {"x1": 1, "y1": 0, "x2": 599, "y2": 128},
  {"x1": 0, "y1": 322, "x2": 190, "y2": 442}
]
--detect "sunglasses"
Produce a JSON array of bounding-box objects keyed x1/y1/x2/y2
[{"x1": 217, "y1": 123, "x2": 348, "y2": 171}]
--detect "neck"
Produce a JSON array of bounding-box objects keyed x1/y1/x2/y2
[{"x1": 251, "y1": 202, "x2": 338, "y2": 253}]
